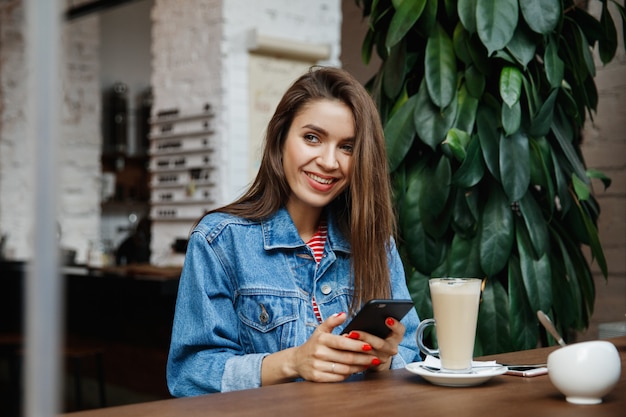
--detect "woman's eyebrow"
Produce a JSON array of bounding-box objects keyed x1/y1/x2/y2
[
  {"x1": 301, "y1": 123, "x2": 327, "y2": 136},
  {"x1": 301, "y1": 123, "x2": 355, "y2": 141}
]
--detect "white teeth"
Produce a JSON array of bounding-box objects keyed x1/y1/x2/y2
[{"x1": 307, "y1": 173, "x2": 334, "y2": 184}]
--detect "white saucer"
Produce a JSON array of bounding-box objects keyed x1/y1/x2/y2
[{"x1": 405, "y1": 362, "x2": 508, "y2": 387}]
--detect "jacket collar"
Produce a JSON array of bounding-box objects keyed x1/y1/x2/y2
[{"x1": 262, "y1": 206, "x2": 351, "y2": 254}]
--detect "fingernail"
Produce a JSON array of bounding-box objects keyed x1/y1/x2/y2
[
  {"x1": 386, "y1": 318, "x2": 395, "y2": 326},
  {"x1": 333, "y1": 312, "x2": 345, "y2": 317},
  {"x1": 362, "y1": 344, "x2": 372, "y2": 351},
  {"x1": 371, "y1": 358, "x2": 381, "y2": 366},
  {"x1": 348, "y1": 331, "x2": 360, "y2": 340}
]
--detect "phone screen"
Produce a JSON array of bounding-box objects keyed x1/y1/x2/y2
[{"x1": 341, "y1": 299, "x2": 414, "y2": 339}]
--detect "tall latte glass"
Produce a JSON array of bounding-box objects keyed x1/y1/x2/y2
[{"x1": 416, "y1": 278, "x2": 483, "y2": 372}]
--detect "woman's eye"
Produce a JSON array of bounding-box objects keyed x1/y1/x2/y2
[
  {"x1": 340, "y1": 143, "x2": 354, "y2": 154},
  {"x1": 304, "y1": 134, "x2": 320, "y2": 143}
]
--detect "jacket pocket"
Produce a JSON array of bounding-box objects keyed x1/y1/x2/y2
[{"x1": 236, "y1": 291, "x2": 299, "y2": 353}]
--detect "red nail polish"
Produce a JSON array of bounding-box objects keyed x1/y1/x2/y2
[
  {"x1": 348, "y1": 331, "x2": 360, "y2": 340},
  {"x1": 362, "y1": 344, "x2": 372, "y2": 351},
  {"x1": 386, "y1": 318, "x2": 395, "y2": 326},
  {"x1": 371, "y1": 358, "x2": 381, "y2": 366}
]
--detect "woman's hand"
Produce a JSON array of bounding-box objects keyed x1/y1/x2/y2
[
  {"x1": 261, "y1": 312, "x2": 386, "y2": 385},
  {"x1": 346, "y1": 317, "x2": 405, "y2": 372},
  {"x1": 291, "y1": 312, "x2": 382, "y2": 382}
]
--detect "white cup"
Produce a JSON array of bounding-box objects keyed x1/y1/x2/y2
[
  {"x1": 547, "y1": 340, "x2": 621, "y2": 404},
  {"x1": 416, "y1": 278, "x2": 483, "y2": 372}
]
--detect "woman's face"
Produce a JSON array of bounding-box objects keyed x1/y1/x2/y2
[{"x1": 282, "y1": 99, "x2": 355, "y2": 218}]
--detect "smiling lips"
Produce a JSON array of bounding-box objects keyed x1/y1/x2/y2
[{"x1": 306, "y1": 171, "x2": 338, "y2": 191}]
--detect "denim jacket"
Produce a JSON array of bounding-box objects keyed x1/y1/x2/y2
[{"x1": 166, "y1": 207, "x2": 420, "y2": 396}]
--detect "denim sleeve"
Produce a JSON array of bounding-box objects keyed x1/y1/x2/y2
[
  {"x1": 167, "y1": 229, "x2": 266, "y2": 396},
  {"x1": 387, "y1": 239, "x2": 421, "y2": 368}
]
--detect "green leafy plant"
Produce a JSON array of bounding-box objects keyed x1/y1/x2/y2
[{"x1": 357, "y1": 0, "x2": 624, "y2": 354}]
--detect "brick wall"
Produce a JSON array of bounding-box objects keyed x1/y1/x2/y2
[{"x1": 0, "y1": 1, "x2": 101, "y2": 263}]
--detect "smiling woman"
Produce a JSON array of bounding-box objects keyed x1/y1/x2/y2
[
  {"x1": 282, "y1": 99, "x2": 355, "y2": 235},
  {"x1": 165, "y1": 66, "x2": 421, "y2": 397}
]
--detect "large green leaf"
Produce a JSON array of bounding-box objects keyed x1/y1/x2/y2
[
  {"x1": 466, "y1": 32, "x2": 490, "y2": 74},
  {"x1": 529, "y1": 88, "x2": 558, "y2": 137},
  {"x1": 500, "y1": 130, "x2": 530, "y2": 202},
  {"x1": 405, "y1": 267, "x2": 432, "y2": 320},
  {"x1": 519, "y1": 0, "x2": 560, "y2": 35},
  {"x1": 517, "y1": 229, "x2": 552, "y2": 314},
  {"x1": 443, "y1": 128, "x2": 471, "y2": 161},
  {"x1": 476, "y1": 105, "x2": 500, "y2": 181},
  {"x1": 586, "y1": 168, "x2": 612, "y2": 190},
  {"x1": 402, "y1": 164, "x2": 447, "y2": 274},
  {"x1": 551, "y1": 234, "x2": 583, "y2": 332},
  {"x1": 480, "y1": 185, "x2": 514, "y2": 275},
  {"x1": 414, "y1": 79, "x2": 457, "y2": 150},
  {"x1": 425, "y1": 25, "x2": 457, "y2": 108},
  {"x1": 450, "y1": 187, "x2": 479, "y2": 236},
  {"x1": 383, "y1": 40, "x2": 407, "y2": 100},
  {"x1": 599, "y1": 0, "x2": 618, "y2": 65},
  {"x1": 439, "y1": 233, "x2": 483, "y2": 278},
  {"x1": 506, "y1": 23, "x2": 536, "y2": 68},
  {"x1": 385, "y1": 0, "x2": 427, "y2": 49},
  {"x1": 419, "y1": 156, "x2": 451, "y2": 228},
  {"x1": 499, "y1": 66, "x2": 522, "y2": 107},
  {"x1": 501, "y1": 101, "x2": 521, "y2": 136},
  {"x1": 572, "y1": 174, "x2": 590, "y2": 201},
  {"x1": 384, "y1": 92, "x2": 417, "y2": 172},
  {"x1": 570, "y1": 6, "x2": 604, "y2": 46},
  {"x1": 464, "y1": 65, "x2": 485, "y2": 98},
  {"x1": 552, "y1": 225, "x2": 593, "y2": 324},
  {"x1": 454, "y1": 83, "x2": 479, "y2": 133},
  {"x1": 453, "y1": 22, "x2": 473, "y2": 65},
  {"x1": 518, "y1": 191, "x2": 549, "y2": 257},
  {"x1": 548, "y1": 150, "x2": 570, "y2": 218},
  {"x1": 457, "y1": 0, "x2": 478, "y2": 33},
  {"x1": 416, "y1": 0, "x2": 438, "y2": 37},
  {"x1": 476, "y1": 278, "x2": 511, "y2": 354},
  {"x1": 452, "y1": 135, "x2": 484, "y2": 188},
  {"x1": 507, "y1": 254, "x2": 538, "y2": 350},
  {"x1": 476, "y1": 0, "x2": 518, "y2": 55},
  {"x1": 575, "y1": 198, "x2": 608, "y2": 278},
  {"x1": 528, "y1": 137, "x2": 556, "y2": 213},
  {"x1": 361, "y1": 27, "x2": 375, "y2": 65},
  {"x1": 572, "y1": 21, "x2": 596, "y2": 79},
  {"x1": 550, "y1": 108, "x2": 588, "y2": 184},
  {"x1": 544, "y1": 35, "x2": 564, "y2": 89}
]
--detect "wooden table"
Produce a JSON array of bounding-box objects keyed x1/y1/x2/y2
[{"x1": 62, "y1": 336, "x2": 626, "y2": 417}]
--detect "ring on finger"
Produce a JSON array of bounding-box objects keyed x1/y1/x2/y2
[{"x1": 331, "y1": 363, "x2": 336, "y2": 373}]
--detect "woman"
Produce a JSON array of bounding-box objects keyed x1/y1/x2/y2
[{"x1": 167, "y1": 66, "x2": 420, "y2": 396}]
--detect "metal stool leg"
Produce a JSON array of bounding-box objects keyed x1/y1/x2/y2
[
  {"x1": 95, "y1": 352, "x2": 106, "y2": 407},
  {"x1": 72, "y1": 356, "x2": 83, "y2": 410}
]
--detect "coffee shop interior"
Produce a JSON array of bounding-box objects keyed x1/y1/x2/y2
[{"x1": 0, "y1": 0, "x2": 624, "y2": 414}]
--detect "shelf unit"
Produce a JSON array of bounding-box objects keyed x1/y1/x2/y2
[{"x1": 148, "y1": 108, "x2": 217, "y2": 222}]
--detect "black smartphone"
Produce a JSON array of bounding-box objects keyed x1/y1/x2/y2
[
  {"x1": 342, "y1": 299, "x2": 414, "y2": 339},
  {"x1": 505, "y1": 366, "x2": 548, "y2": 377}
]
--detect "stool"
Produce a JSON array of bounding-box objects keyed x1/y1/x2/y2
[
  {"x1": 63, "y1": 341, "x2": 107, "y2": 410},
  {"x1": 0, "y1": 333, "x2": 107, "y2": 411},
  {"x1": 0, "y1": 333, "x2": 23, "y2": 415}
]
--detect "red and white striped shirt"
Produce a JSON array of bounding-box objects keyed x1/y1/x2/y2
[{"x1": 306, "y1": 221, "x2": 327, "y2": 323}]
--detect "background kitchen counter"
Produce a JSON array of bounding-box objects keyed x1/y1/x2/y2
[{"x1": 0, "y1": 261, "x2": 180, "y2": 413}]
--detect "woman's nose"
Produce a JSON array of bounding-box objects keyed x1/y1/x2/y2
[{"x1": 317, "y1": 147, "x2": 339, "y2": 170}]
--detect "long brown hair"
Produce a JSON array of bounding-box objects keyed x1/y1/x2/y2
[{"x1": 211, "y1": 66, "x2": 395, "y2": 312}]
